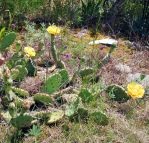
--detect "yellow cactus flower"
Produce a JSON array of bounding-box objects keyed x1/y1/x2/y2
[
  {"x1": 127, "y1": 82, "x2": 145, "y2": 99},
  {"x1": 47, "y1": 25, "x2": 61, "y2": 35},
  {"x1": 24, "y1": 46, "x2": 36, "y2": 57}
]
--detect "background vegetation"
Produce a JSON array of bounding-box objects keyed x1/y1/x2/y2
[{"x1": 0, "y1": 0, "x2": 149, "y2": 41}]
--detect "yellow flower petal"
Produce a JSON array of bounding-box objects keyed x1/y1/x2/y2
[
  {"x1": 127, "y1": 82, "x2": 145, "y2": 99},
  {"x1": 24, "y1": 47, "x2": 36, "y2": 57},
  {"x1": 47, "y1": 25, "x2": 61, "y2": 35}
]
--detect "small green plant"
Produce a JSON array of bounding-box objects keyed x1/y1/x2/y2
[{"x1": 29, "y1": 125, "x2": 41, "y2": 143}]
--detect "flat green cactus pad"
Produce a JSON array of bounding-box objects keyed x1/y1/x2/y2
[
  {"x1": 0, "y1": 32, "x2": 16, "y2": 51},
  {"x1": 34, "y1": 93, "x2": 52, "y2": 105},
  {"x1": 11, "y1": 87, "x2": 29, "y2": 98},
  {"x1": 11, "y1": 65, "x2": 28, "y2": 81},
  {"x1": 90, "y1": 111, "x2": 109, "y2": 126},
  {"x1": 10, "y1": 114, "x2": 34, "y2": 128},
  {"x1": 26, "y1": 59, "x2": 37, "y2": 76},
  {"x1": 47, "y1": 110, "x2": 64, "y2": 124},
  {"x1": 42, "y1": 73, "x2": 61, "y2": 94},
  {"x1": 79, "y1": 68, "x2": 94, "y2": 78},
  {"x1": 79, "y1": 88, "x2": 93, "y2": 103},
  {"x1": 106, "y1": 84, "x2": 130, "y2": 102},
  {"x1": 58, "y1": 69, "x2": 69, "y2": 86}
]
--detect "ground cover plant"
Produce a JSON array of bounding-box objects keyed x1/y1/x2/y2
[{"x1": 0, "y1": 0, "x2": 149, "y2": 143}]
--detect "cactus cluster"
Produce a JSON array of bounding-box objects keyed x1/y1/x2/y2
[{"x1": 0, "y1": 27, "x2": 114, "y2": 134}]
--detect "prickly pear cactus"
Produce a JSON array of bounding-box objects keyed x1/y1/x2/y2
[
  {"x1": 79, "y1": 88, "x2": 93, "y2": 103},
  {"x1": 106, "y1": 84, "x2": 130, "y2": 102},
  {"x1": 79, "y1": 68, "x2": 94, "y2": 78},
  {"x1": 11, "y1": 65, "x2": 28, "y2": 81},
  {"x1": 42, "y1": 73, "x2": 61, "y2": 94},
  {"x1": 34, "y1": 93, "x2": 52, "y2": 105},
  {"x1": 58, "y1": 69, "x2": 69, "y2": 86},
  {"x1": 26, "y1": 59, "x2": 37, "y2": 76},
  {"x1": 71, "y1": 107, "x2": 89, "y2": 122},
  {"x1": 10, "y1": 114, "x2": 34, "y2": 128},
  {"x1": 47, "y1": 110, "x2": 64, "y2": 124},
  {"x1": 90, "y1": 111, "x2": 109, "y2": 126},
  {"x1": 0, "y1": 32, "x2": 16, "y2": 51},
  {"x1": 11, "y1": 87, "x2": 29, "y2": 98}
]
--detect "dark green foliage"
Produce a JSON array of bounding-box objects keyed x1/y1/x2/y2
[
  {"x1": 79, "y1": 88, "x2": 93, "y2": 103},
  {"x1": 79, "y1": 68, "x2": 94, "y2": 78},
  {"x1": 74, "y1": 108, "x2": 89, "y2": 122},
  {"x1": 11, "y1": 114, "x2": 34, "y2": 128},
  {"x1": 106, "y1": 84, "x2": 130, "y2": 102},
  {"x1": 26, "y1": 59, "x2": 37, "y2": 76},
  {"x1": 90, "y1": 111, "x2": 109, "y2": 126},
  {"x1": 81, "y1": 0, "x2": 103, "y2": 27}
]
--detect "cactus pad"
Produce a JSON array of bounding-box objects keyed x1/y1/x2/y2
[
  {"x1": 11, "y1": 65, "x2": 28, "y2": 81},
  {"x1": 11, "y1": 87, "x2": 29, "y2": 98},
  {"x1": 26, "y1": 59, "x2": 37, "y2": 76},
  {"x1": 42, "y1": 73, "x2": 61, "y2": 94},
  {"x1": 0, "y1": 32, "x2": 16, "y2": 51},
  {"x1": 58, "y1": 69, "x2": 69, "y2": 86},
  {"x1": 79, "y1": 88, "x2": 93, "y2": 103},
  {"x1": 47, "y1": 110, "x2": 64, "y2": 124},
  {"x1": 106, "y1": 84, "x2": 130, "y2": 102},
  {"x1": 90, "y1": 111, "x2": 109, "y2": 126},
  {"x1": 11, "y1": 114, "x2": 34, "y2": 128},
  {"x1": 34, "y1": 93, "x2": 52, "y2": 105},
  {"x1": 79, "y1": 68, "x2": 94, "y2": 78}
]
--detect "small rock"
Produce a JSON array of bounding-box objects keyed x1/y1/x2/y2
[
  {"x1": 115, "y1": 63, "x2": 132, "y2": 73},
  {"x1": 127, "y1": 73, "x2": 149, "y2": 88},
  {"x1": 89, "y1": 38, "x2": 118, "y2": 46}
]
